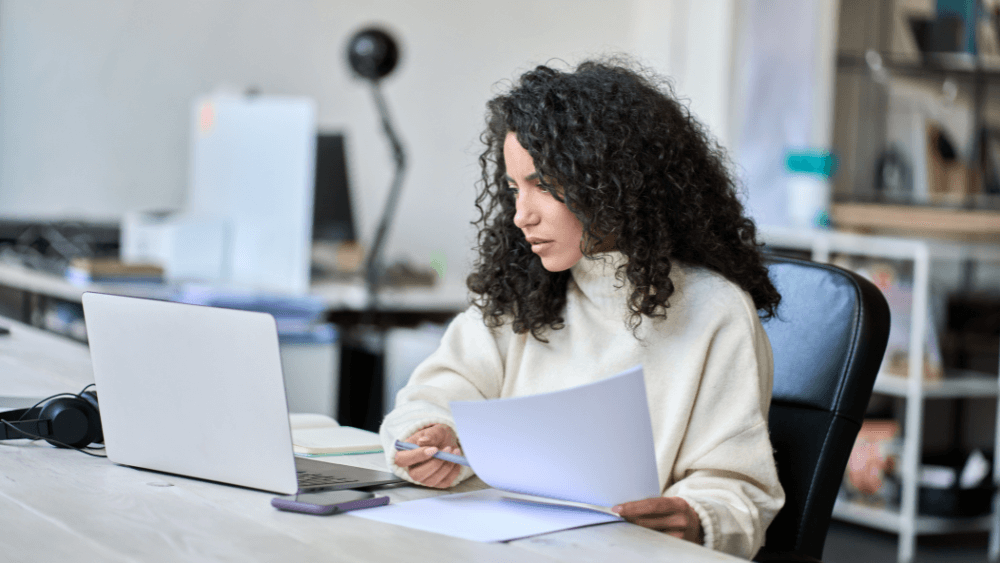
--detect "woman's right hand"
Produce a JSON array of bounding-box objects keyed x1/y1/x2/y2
[{"x1": 394, "y1": 423, "x2": 464, "y2": 489}]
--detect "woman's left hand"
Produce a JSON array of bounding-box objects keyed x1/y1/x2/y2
[{"x1": 612, "y1": 496, "x2": 703, "y2": 544}]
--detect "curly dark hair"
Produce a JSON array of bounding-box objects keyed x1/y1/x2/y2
[{"x1": 466, "y1": 58, "x2": 780, "y2": 342}]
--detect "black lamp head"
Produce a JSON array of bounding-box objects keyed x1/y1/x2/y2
[{"x1": 347, "y1": 28, "x2": 399, "y2": 81}]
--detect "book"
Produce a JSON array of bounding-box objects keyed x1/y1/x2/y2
[
  {"x1": 288, "y1": 413, "x2": 383, "y2": 456},
  {"x1": 65, "y1": 258, "x2": 164, "y2": 285}
]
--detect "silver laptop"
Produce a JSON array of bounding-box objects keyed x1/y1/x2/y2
[{"x1": 82, "y1": 292, "x2": 403, "y2": 494}]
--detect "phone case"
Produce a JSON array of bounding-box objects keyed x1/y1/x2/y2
[{"x1": 271, "y1": 494, "x2": 390, "y2": 515}]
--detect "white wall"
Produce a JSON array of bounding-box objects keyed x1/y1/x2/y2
[
  {"x1": 0, "y1": 0, "x2": 735, "y2": 286},
  {"x1": 727, "y1": 0, "x2": 841, "y2": 227}
]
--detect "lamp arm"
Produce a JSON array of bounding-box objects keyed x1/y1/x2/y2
[{"x1": 362, "y1": 81, "x2": 408, "y2": 309}]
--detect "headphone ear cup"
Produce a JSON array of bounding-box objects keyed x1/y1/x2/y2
[
  {"x1": 78, "y1": 389, "x2": 103, "y2": 445},
  {"x1": 37, "y1": 398, "x2": 92, "y2": 449}
]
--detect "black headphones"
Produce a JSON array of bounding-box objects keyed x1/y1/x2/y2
[{"x1": 0, "y1": 384, "x2": 103, "y2": 451}]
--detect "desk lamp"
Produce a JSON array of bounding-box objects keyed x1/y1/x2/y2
[
  {"x1": 348, "y1": 27, "x2": 406, "y2": 307},
  {"x1": 339, "y1": 27, "x2": 406, "y2": 430}
]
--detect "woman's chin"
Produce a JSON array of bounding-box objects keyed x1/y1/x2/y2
[{"x1": 538, "y1": 253, "x2": 583, "y2": 272}]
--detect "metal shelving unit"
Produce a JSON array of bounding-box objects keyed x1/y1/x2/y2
[
  {"x1": 834, "y1": 47, "x2": 1000, "y2": 207},
  {"x1": 833, "y1": 497, "x2": 994, "y2": 535},
  {"x1": 874, "y1": 370, "x2": 1000, "y2": 399},
  {"x1": 760, "y1": 226, "x2": 1000, "y2": 563}
]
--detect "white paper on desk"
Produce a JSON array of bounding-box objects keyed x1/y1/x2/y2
[
  {"x1": 350, "y1": 489, "x2": 621, "y2": 542},
  {"x1": 451, "y1": 365, "x2": 659, "y2": 507}
]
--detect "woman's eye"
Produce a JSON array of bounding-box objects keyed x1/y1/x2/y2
[{"x1": 506, "y1": 185, "x2": 519, "y2": 195}]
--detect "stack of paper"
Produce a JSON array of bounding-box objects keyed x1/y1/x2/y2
[{"x1": 352, "y1": 366, "x2": 659, "y2": 542}]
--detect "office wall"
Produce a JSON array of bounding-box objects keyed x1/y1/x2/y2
[{"x1": 0, "y1": 0, "x2": 734, "y2": 286}]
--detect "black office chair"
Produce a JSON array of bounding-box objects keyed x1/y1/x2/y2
[{"x1": 754, "y1": 256, "x2": 891, "y2": 563}]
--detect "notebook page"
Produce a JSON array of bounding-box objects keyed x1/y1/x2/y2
[{"x1": 291, "y1": 426, "x2": 383, "y2": 455}]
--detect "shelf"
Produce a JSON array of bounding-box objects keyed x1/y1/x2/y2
[
  {"x1": 833, "y1": 498, "x2": 994, "y2": 535},
  {"x1": 873, "y1": 371, "x2": 999, "y2": 399},
  {"x1": 830, "y1": 203, "x2": 1000, "y2": 240},
  {"x1": 837, "y1": 51, "x2": 1000, "y2": 81},
  {"x1": 760, "y1": 224, "x2": 1000, "y2": 262}
]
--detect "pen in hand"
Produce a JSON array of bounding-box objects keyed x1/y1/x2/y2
[{"x1": 394, "y1": 440, "x2": 470, "y2": 467}]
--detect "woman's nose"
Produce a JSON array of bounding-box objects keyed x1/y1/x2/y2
[{"x1": 513, "y1": 191, "x2": 540, "y2": 229}]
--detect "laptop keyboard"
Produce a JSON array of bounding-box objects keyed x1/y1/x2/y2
[{"x1": 296, "y1": 470, "x2": 358, "y2": 487}]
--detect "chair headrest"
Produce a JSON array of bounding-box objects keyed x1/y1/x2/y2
[{"x1": 763, "y1": 257, "x2": 890, "y2": 425}]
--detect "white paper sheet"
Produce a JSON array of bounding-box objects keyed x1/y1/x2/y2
[
  {"x1": 450, "y1": 365, "x2": 659, "y2": 507},
  {"x1": 350, "y1": 489, "x2": 621, "y2": 542},
  {"x1": 352, "y1": 366, "x2": 659, "y2": 542}
]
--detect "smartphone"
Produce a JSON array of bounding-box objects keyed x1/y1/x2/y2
[{"x1": 271, "y1": 489, "x2": 389, "y2": 515}]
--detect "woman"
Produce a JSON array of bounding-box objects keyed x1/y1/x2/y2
[{"x1": 380, "y1": 58, "x2": 785, "y2": 559}]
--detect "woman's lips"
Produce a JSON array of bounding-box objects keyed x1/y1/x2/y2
[{"x1": 530, "y1": 241, "x2": 553, "y2": 252}]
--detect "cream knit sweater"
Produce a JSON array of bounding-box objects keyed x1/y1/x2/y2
[{"x1": 380, "y1": 251, "x2": 785, "y2": 559}]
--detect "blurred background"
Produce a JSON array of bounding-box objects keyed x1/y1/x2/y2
[
  {"x1": 3, "y1": 1, "x2": 1000, "y2": 561},
  {"x1": 0, "y1": 0, "x2": 746, "y2": 284}
]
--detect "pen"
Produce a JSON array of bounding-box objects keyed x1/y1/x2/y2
[{"x1": 394, "y1": 440, "x2": 470, "y2": 467}]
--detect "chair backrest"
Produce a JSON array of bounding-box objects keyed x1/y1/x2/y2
[{"x1": 757, "y1": 256, "x2": 890, "y2": 561}]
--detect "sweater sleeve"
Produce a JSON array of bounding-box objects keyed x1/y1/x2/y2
[
  {"x1": 664, "y1": 289, "x2": 785, "y2": 560},
  {"x1": 379, "y1": 307, "x2": 507, "y2": 487}
]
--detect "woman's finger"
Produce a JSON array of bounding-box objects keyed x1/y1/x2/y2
[
  {"x1": 629, "y1": 513, "x2": 690, "y2": 532},
  {"x1": 403, "y1": 426, "x2": 435, "y2": 445},
  {"x1": 422, "y1": 458, "x2": 457, "y2": 488},
  {"x1": 439, "y1": 462, "x2": 462, "y2": 488},
  {"x1": 422, "y1": 447, "x2": 462, "y2": 487},
  {"x1": 416, "y1": 425, "x2": 455, "y2": 448},
  {"x1": 614, "y1": 497, "x2": 681, "y2": 519},
  {"x1": 617, "y1": 497, "x2": 695, "y2": 519},
  {"x1": 395, "y1": 446, "x2": 439, "y2": 469},
  {"x1": 407, "y1": 457, "x2": 446, "y2": 482},
  {"x1": 415, "y1": 447, "x2": 464, "y2": 488}
]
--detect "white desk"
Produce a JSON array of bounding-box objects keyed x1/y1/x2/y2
[
  {"x1": 0, "y1": 317, "x2": 93, "y2": 407},
  {"x1": 0, "y1": 318, "x2": 744, "y2": 563},
  {"x1": 0, "y1": 260, "x2": 470, "y2": 313},
  {"x1": 0, "y1": 260, "x2": 465, "y2": 425}
]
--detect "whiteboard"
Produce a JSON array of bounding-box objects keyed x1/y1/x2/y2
[{"x1": 188, "y1": 94, "x2": 316, "y2": 293}]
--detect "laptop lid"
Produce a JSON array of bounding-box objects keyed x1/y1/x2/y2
[{"x1": 82, "y1": 292, "x2": 301, "y2": 494}]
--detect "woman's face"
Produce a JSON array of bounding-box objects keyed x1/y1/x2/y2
[{"x1": 505, "y1": 132, "x2": 585, "y2": 272}]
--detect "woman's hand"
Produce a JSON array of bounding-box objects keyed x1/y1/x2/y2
[
  {"x1": 613, "y1": 496, "x2": 703, "y2": 544},
  {"x1": 394, "y1": 424, "x2": 464, "y2": 489}
]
